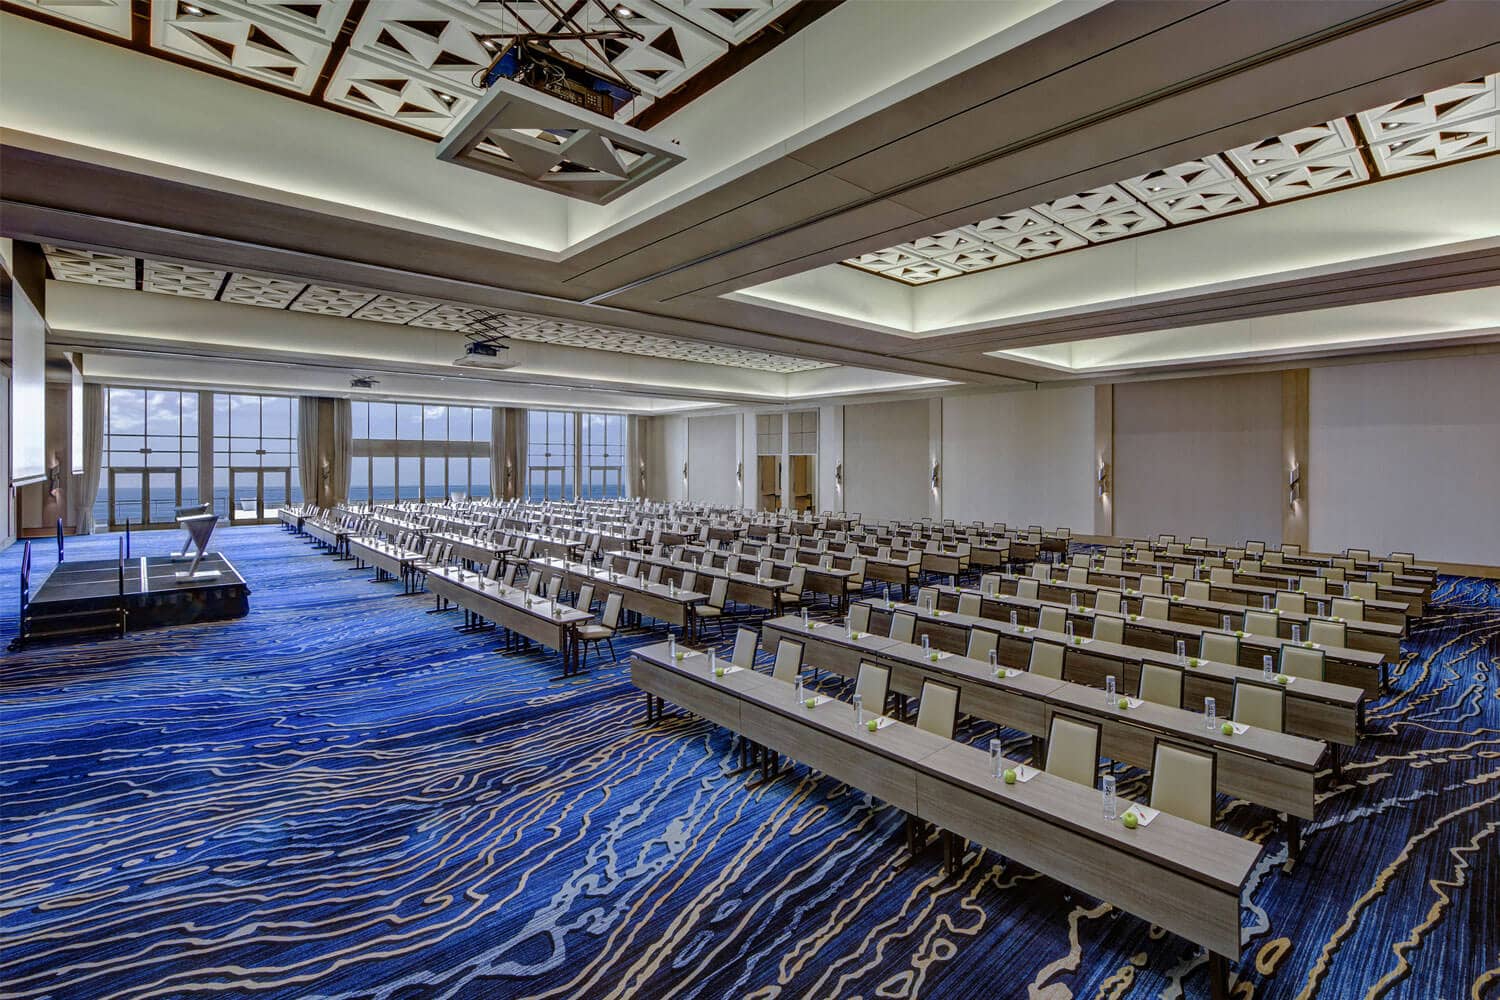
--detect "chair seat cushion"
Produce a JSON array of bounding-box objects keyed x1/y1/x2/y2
[
  {"x1": 576, "y1": 625, "x2": 615, "y2": 640},
  {"x1": 695, "y1": 606, "x2": 722, "y2": 618}
]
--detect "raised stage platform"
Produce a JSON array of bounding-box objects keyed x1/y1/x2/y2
[{"x1": 20, "y1": 553, "x2": 250, "y2": 644}]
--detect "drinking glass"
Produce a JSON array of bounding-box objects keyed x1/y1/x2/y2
[
  {"x1": 1204, "y1": 696, "x2": 1217, "y2": 731},
  {"x1": 1105, "y1": 675, "x2": 1116, "y2": 706},
  {"x1": 1292, "y1": 624, "x2": 1302, "y2": 643},
  {"x1": 1263, "y1": 654, "x2": 1274, "y2": 680},
  {"x1": 853, "y1": 693, "x2": 864, "y2": 727},
  {"x1": 1176, "y1": 639, "x2": 1187, "y2": 660},
  {"x1": 1101, "y1": 774, "x2": 1118, "y2": 821},
  {"x1": 990, "y1": 738, "x2": 1004, "y2": 778}
]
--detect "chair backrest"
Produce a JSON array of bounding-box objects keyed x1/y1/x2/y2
[
  {"x1": 1138, "y1": 661, "x2": 1184, "y2": 708},
  {"x1": 1300, "y1": 576, "x2": 1326, "y2": 596},
  {"x1": 1044, "y1": 713, "x2": 1100, "y2": 788},
  {"x1": 1279, "y1": 644, "x2": 1325, "y2": 681},
  {"x1": 503, "y1": 563, "x2": 519, "y2": 587},
  {"x1": 1275, "y1": 590, "x2": 1305, "y2": 615},
  {"x1": 1038, "y1": 605, "x2": 1068, "y2": 633},
  {"x1": 1333, "y1": 556, "x2": 1355, "y2": 570},
  {"x1": 771, "y1": 639, "x2": 804, "y2": 683},
  {"x1": 1281, "y1": 543, "x2": 1302, "y2": 556},
  {"x1": 1071, "y1": 553, "x2": 1090, "y2": 568},
  {"x1": 1017, "y1": 578, "x2": 1040, "y2": 600},
  {"x1": 1102, "y1": 556, "x2": 1123, "y2": 573},
  {"x1": 1150, "y1": 739, "x2": 1216, "y2": 827},
  {"x1": 731, "y1": 627, "x2": 759, "y2": 669},
  {"x1": 1347, "y1": 547, "x2": 1371, "y2": 562},
  {"x1": 1210, "y1": 566, "x2": 1234, "y2": 585},
  {"x1": 700, "y1": 550, "x2": 715, "y2": 567},
  {"x1": 1031, "y1": 564, "x2": 1050, "y2": 580},
  {"x1": 646, "y1": 563, "x2": 662, "y2": 583},
  {"x1": 854, "y1": 660, "x2": 890, "y2": 713},
  {"x1": 680, "y1": 570, "x2": 698, "y2": 592},
  {"x1": 627, "y1": 559, "x2": 642, "y2": 577},
  {"x1": 1347, "y1": 581, "x2": 1378, "y2": 602},
  {"x1": 957, "y1": 592, "x2": 982, "y2": 616},
  {"x1": 1066, "y1": 567, "x2": 1089, "y2": 585},
  {"x1": 1092, "y1": 614, "x2": 1124, "y2": 644},
  {"x1": 528, "y1": 572, "x2": 545, "y2": 595},
  {"x1": 1389, "y1": 551, "x2": 1415, "y2": 566},
  {"x1": 1199, "y1": 630, "x2": 1240, "y2": 663},
  {"x1": 788, "y1": 565, "x2": 807, "y2": 591},
  {"x1": 1240, "y1": 558, "x2": 1262, "y2": 574},
  {"x1": 966, "y1": 628, "x2": 998, "y2": 661},
  {"x1": 1370, "y1": 570, "x2": 1394, "y2": 587},
  {"x1": 758, "y1": 559, "x2": 774, "y2": 578},
  {"x1": 1172, "y1": 562, "x2": 1193, "y2": 580},
  {"x1": 1141, "y1": 595, "x2": 1171, "y2": 620},
  {"x1": 1233, "y1": 678, "x2": 1285, "y2": 732},
  {"x1": 708, "y1": 576, "x2": 729, "y2": 609},
  {"x1": 848, "y1": 556, "x2": 866, "y2": 581},
  {"x1": 1029, "y1": 641, "x2": 1065, "y2": 680},
  {"x1": 1189, "y1": 536, "x2": 1209, "y2": 548},
  {"x1": 1094, "y1": 589, "x2": 1121, "y2": 614},
  {"x1": 1140, "y1": 575, "x2": 1164, "y2": 596},
  {"x1": 1243, "y1": 610, "x2": 1280, "y2": 637},
  {"x1": 980, "y1": 572, "x2": 1004, "y2": 594},
  {"x1": 915, "y1": 679, "x2": 960, "y2": 739},
  {"x1": 1307, "y1": 616, "x2": 1346, "y2": 647},
  {"x1": 1184, "y1": 580, "x2": 1210, "y2": 601},
  {"x1": 575, "y1": 583, "x2": 594, "y2": 612},
  {"x1": 917, "y1": 587, "x2": 939, "y2": 611},
  {"x1": 847, "y1": 602, "x2": 871, "y2": 633},
  {"x1": 600, "y1": 592, "x2": 623, "y2": 629},
  {"x1": 889, "y1": 611, "x2": 916, "y2": 643},
  {"x1": 1331, "y1": 596, "x2": 1365, "y2": 622},
  {"x1": 1320, "y1": 565, "x2": 1346, "y2": 582}
]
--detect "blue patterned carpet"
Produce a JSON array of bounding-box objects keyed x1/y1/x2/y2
[{"x1": 1, "y1": 526, "x2": 1497, "y2": 1000}]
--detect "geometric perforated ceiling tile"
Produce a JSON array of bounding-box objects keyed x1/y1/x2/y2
[
  {"x1": 150, "y1": 0, "x2": 350, "y2": 94},
  {"x1": 41, "y1": 245, "x2": 136, "y2": 287},
  {"x1": 9, "y1": 0, "x2": 807, "y2": 137},
  {"x1": 1357, "y1": 74, "x2": 1499, "y2": 175},
  {"x1": 846, "y1": 75, "x2": 1499, "y2": 285},
  {"x1": 42, "y1": 246, "x2": 835, "y2": 373},
  {"x1": 9, "y1": 0, "x2": 132, "y2": 37}
]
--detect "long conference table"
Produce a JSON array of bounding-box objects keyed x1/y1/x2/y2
[
  {"x1": 527, "y1": 556, "x2": 709, "y2": 639},
  {"x1": 762, "y1": 616, "x2": 1327, "y2": 839},
  {"x1": 631, "y1": 642, "x2": 1259, "y2": 1000},
  {"x1": 425, "y1": 566, "x2": 593, "y2": 676}
]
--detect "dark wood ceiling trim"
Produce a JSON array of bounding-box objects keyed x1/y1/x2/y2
[
  {"x1": 310, "y1": 0, "x2": 367, "y2": 102},
  {"x1": 627, "y1": 0, "x2": 845, "y2": 132}
]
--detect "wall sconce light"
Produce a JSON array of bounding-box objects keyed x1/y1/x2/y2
[
  {"x1": 930, "y1": 461, "x2": 941, "y2": 491},
  {"x1": 1288, "y1": 463, "x2": 1301, "y2": 508},
  {"x1": 1097, "y1": 459, "x2": 1110, "y2": 498},
  {"x1": 682, "y1": 462, "x2": 689, "y2": 482},
  {"x1": 834, "y1": 462, "x2": 843, "y2": 490},
  {"x1": 736, "y1": 461, "x2": 743, "y2": 486}
]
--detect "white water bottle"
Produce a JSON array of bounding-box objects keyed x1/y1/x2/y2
[{"x1": 1263, "y1": 654, "x2": 1274, "y2": 680}]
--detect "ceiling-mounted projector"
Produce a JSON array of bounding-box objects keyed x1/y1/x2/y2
[{"x1": 454, "y1": 339, "x2": 522, "y2": 370}]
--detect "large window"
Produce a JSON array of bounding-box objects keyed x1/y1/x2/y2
[
  {"x1": 580, "y1": 413, "x2": 626, "y2": 500},
  {"x1": 213, "y1": 393, "x2": 300, "y2": 522},
  {"x1": 351, "y1": 401, "x2": 490, "y2": 503},
  {"x1": 93, "y1": 388, "x2": 199, "y2": 528},
  {"x1": 527, "y1": 410, "x2": 575, "y2": 501}
]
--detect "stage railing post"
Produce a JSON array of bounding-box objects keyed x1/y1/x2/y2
[
  {"x1": 125, "y1": 519, "x2": 132, "y2": 559},
  {"x1": 57, "y1": 517, "x2": 64, "y2": 563}
]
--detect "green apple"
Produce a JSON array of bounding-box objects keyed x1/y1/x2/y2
[
  {"x1": 1277, "y1": 674, "x2": 1290, "y2": 685},
  {"x1": 1122, "y1": 813, "x2": 1139, "y2": 830},
  {"x1": 995, "y1": 668, "x2": 1009, "y2": 679},
  {"x1": 1003, "y1": 768, "x2": 1017, "y2": 785},
  {"x1": 1074, "y1": 637, "x2": 1083, "y2": 645},
  {"x1": 714, "y1": 667, "x2": 726, "y2": 677},
  {"x1": 929, "y1": 651, "x2": 939, "y2": 661},
  {"x1": 1117, "y1": 697, "x2": 1129, "y2": 710},
  {"x1": 674, "y1": 652, "x2": 686, "y2": 661},
  {"x1": 866, "y1": 718, "x2": 879, "y2": 732},
  {"x1": 804, "y1": 697, "x2": 817, "y2": 709},
  {"x1": 1188, "y1": 657, "x2": 1201, "y2": 667},
  {"x1": 1221, "y1": 721, "x2": 1234, "y2": 736}
]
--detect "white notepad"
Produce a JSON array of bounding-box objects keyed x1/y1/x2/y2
[{"x1": 1122, "y1": 804, "x2": 1159, "y2": 826}]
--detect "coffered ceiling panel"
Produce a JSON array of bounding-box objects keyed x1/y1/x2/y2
[
  {"x1": 846, "y1": 75, "x2": 1500, "y2": 286},
  {"x1": 39, "y1": 245, "x2": 835, "y2": 374},
  {"x1": 150, "y1": 0, "x2": 350, "y2": 93},
  {"x1": 10, "y1": 0, "x2": 131, "y2": 36},
  {"x1": 7, "y1": 0, "x2": 804, "y2": 138}
]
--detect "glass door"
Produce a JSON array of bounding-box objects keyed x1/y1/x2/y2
[
  {"x1": 230, "y1": 467, "x2": 292, "y2": 522},
  {"x1": 528, "y1": 466, "x2": 567, "y2": 502},
  {"x1": 108, "y1": 467, "x2": 181, "y2": 529},
  {"x1": 584, "y1": 465, "x2": 622, "y2": 500}
]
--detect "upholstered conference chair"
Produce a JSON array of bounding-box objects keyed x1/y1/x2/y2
[{"x1": 1149, "y1": 740, "x2": 1216, "y2": 826}]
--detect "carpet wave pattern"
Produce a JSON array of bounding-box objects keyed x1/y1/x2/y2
[{"x1": 1, "y1": 526, "x2": 1497, "y2": 1000}]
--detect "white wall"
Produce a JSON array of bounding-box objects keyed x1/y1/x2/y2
[
  {"x1": 1113, "y1": 373, "x2": 1283, "y2": 545},
  {"x1": 645, "y1": 415, "x2": 687, "y2": 502},
  {"x1": 843, "y1": 398, "x2": 931, "y2": 522},
  {"x1": 687, "y1": 414, "x2": 741, "y2": 508},
  {"x1": 941, "y1": 386, "x2": 1095, "y2": 530},
  {"x1": 1310, "y1": 353, "x2": 1500, "y2": 566},
  {"x1": 1, "y1": 370, "x2": 12, "y2": 548}
]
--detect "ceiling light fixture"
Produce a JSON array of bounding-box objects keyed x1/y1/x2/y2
[
  {"x1": 183, "y1": 3, "x2": 204, "y2": 14},
  {"x1": 615, "y1": 5, "x2": 635, "y2": 16}
]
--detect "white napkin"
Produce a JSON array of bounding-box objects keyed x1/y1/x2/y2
[
  {"x1": 1011, "y1": 764, "x2": 1038, "y2": 783},
  {"x1": 714, "y1": 664, "x2": 743, "y2": 676},
  {"x1": 803, "y1": 694, "x2": 831, "y2": 708},
  {"x1": 1069, "y1": 637, "x2": 1093, "y2": 646},
  {"x1": 1118, "y1": 696, "x2": 1143, "y2": 709},
  {"x1": 1122, "y1": 803, "x2": 1159, "y2": 826},
  {"x1": 871, "y1": 715, "x2": 896, "y2": 730},
  {"x1": 1224, "y1": 721, "x2": 1249, "y2": 735}
]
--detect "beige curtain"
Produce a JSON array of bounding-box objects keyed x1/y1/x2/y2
[
  {"x1": 297, "y1": 396, "x2": 321, "y2": 506},
  {"x1": 626, "y1": 415, "x2": 644, "y2": 498},
  {"x1": 69, "y1": 383, "x2": 104, "y2": 533},
  {"x1": 330, "y1": 398, "x2": 352, "y2": 505},
  {"x1": 490, "y1": 407, "x2": 526, "y2": 499}
]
